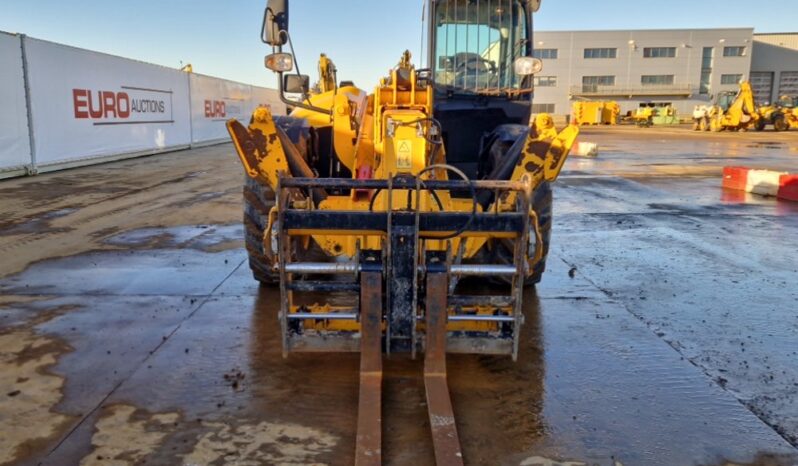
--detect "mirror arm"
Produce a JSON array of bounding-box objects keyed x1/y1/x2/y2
[{"x1": 276, "y1": 32, "x2": 333, "y2": 116}]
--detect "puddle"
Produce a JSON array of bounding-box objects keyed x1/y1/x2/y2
[
  {"x1": 746, "y1": 142, "x2": 786, "y2": 150},
  {"x1": 0, "y1": 207, "x2": 79, "y2": 236},
  {"x1": 104, "y1": 224, "x2": 243, "y2": 252}
]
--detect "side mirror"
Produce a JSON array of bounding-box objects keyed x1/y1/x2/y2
[
  {"x1": 529, "y1": 0, "x2": 542, "y2": 12},
  {"x1": 284, "y1": 74, "x2": 309, "y2": 94},
  {"x1": 262, "y1": 0, "x2": 289, "y2": 46}
]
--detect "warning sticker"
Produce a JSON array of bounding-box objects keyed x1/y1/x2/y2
[{"x1": 396, "y1": 139, "x2": 412, "y2": 169}]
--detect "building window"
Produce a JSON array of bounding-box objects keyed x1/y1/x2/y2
[
  {"x1": 534, "y1": 48, "x2": 558, "y2": 59},
  {"x1": 583, "y1": 76, "x2": 616, "y2": 86},
  {"x1": 584, "y1": 48, "x2": 617, "y2": 59},
  {"x1": 582, "y1": 75, "x2": 615, "y2": 92},
  {"x1": 721, "y1": 74, "x2": 743, "y2": 85},
  {"x1": 723, "y1": 46, "x2": 746, "y2": 57},
  {"x1": 700, "y1": 47, "x2": 713, "y2": 94},
  {"x1": 641, "y1": 75, "x2": 675, "y2": 86},
  {"x1": 643, "y1": 47, "x2": 676, "y2": 58},
  {"x1": 532, "y1": 103, "x2": 555, "y2": 113},
  {"x1": 533, "y1": 76, "x2": 557, "y2": 87}
]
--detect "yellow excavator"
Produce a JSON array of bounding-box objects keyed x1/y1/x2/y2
[
  {"x1": 756, "y1": 95, "x2": 798, "y2": 131},
  {"x1": 227, "y1": 0, "x2": 576, "y2": 463},
  {"x1": 693, "y1": 80, "x2": 759, "y2": 132}
]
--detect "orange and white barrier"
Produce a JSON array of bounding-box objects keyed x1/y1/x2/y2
[{"x1": 722, "y1": 166, "x2": 798, "y2": 201}]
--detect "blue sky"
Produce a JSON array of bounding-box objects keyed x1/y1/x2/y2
[{"x1": 1, "y1": 0, "x2": 795, "y2": 89}]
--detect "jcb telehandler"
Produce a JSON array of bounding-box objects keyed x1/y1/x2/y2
[{"x1": 227, "y1": 1, "x2": 577, "y2": 463}]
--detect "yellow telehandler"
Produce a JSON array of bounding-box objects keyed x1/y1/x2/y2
[{"x1": 227, "y1": 0, "x2": 577, "y2": 463}]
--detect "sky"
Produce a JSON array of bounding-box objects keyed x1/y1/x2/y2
[{"x1": 1, "y1": 0, "x2": 796, "y2": 89}]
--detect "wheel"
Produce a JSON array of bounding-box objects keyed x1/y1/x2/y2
[
  {"x1": 486, "y1": 182, "x2": 552, "y2": 288},
  {"x1": 700, "y1": 118, "x2": 709, "y2": 132},
  {"x1": 774, "y1": 116, "x2": 789, "y2": 132},
  {"x1": 527, "y1": 182, "x2": 553, "y2": 285},
  {"x1": 755, "y1": 119, "x2": 766, "y2": 131},
  {"x1": 476, "y1": 130, "x2": 552, "y2": 287},
  {"x1": 243, "y1": 176, "x2": 278, "y2": 285},
  {"x1": 692, "y1": 120, "x2": 700, "y2": 131}
]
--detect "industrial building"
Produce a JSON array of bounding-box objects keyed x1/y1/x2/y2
[{"x1": 531, "y1": 28, "x2": 798, "y2": 117}]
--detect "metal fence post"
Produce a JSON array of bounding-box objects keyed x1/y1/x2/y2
[{"x1": 19, "y1": 34, "x2": 38, "y2": 175}]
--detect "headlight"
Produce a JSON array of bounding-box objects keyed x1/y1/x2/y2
[
  {"x1": 264, "y1": 53, "x2": 294, "y2": 72},
  {"x1": 514, "y1": 57, "x2": 543, "y2": 76}
]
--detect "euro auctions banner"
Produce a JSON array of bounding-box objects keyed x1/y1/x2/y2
[
  {"x1": 24, "y1": 37, "x2": 191, "y2": 166},
  {"x1": 189, "y1": 73, "x2": 252, "y2": 144},
  {"x1": 250, "y1": 86, "x2": 285, "y2": 116},
  {"x1": 0, "y1": 32, "x2": 32, "y2": 172}
]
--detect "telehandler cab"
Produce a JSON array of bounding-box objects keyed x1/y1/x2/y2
[{"x1": 227, "y1": 0, "x2": 577, "y2": 463}]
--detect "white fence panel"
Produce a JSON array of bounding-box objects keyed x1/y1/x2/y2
[
  {"x1": 250, "y1": 86, "x2": 286, "y2": 116},
  {"x1": 0, "y1": 32, "x2": 32, "y2": 174},
  {"x1": 24, "y1": 37, "x2": 191, "y2": 168},
  {"x1": 189, "y1": 74, "x2": 252, "y2": 144}
]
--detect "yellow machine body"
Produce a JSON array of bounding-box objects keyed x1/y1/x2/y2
[
  {"x1": 234, "y1": 1, "x2": 577, "y2": 461},
  {"x1": 709, "y1": 81, "x2": 760, "y2": 131},
  {"x1": 573, "y1": 101, "x2": 619, "y2": 125},
  {"x1": 228, "y1": 51, "x2": 578, "y2": 337}
]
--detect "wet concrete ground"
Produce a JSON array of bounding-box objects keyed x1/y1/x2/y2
[{"x1": 0, "y1": 126, "x2": 797, "y2": 465}]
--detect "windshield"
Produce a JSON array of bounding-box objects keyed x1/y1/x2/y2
[
  {"x1": 778, "y1": 96, "x2": 796, "y2": 108},
  {"x1": 434, "y1": 0, "x2": 528, "y2": 94},
  {"x1": 718, "y1": 93, "x2": 736, "y2": 112}
]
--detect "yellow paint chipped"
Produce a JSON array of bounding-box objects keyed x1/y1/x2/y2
[
  {"x1": 182, "y1": 420, "x2": 337, "y2": 466},
  {"x1": 0, "y1": 329, "x2": 71, "y2": 465},
  {"x1": 80, "y1": 404, "x2": 179, "y2": 466}
]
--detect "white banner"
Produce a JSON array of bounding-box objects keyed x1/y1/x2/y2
[
  {"x1": 250, "y1": 86, "x2": 285, "y2": 116},
  {"x1": 189, "y1": 74, "x2": 252, "y2": 144},
  {"x1": 0, "y1": 32, "x2": 32, "y2": 172},
  {"x1": 24, "y1": 37, "x2": 191, "y2": 166}
]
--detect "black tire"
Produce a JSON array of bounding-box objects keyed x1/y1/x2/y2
[
  {"x1": 755, "y1": 119, "x2": 766, "y2": 131},
  {"x1": 243, "y1": 176, "x2": 278, "y2": 285},
  {"x1": 488, "y1": 182, "x2": 553, "y2": 287},
  {"x1": 527, "y1": 181, "x2": 553, "y2": 285},
  {"x1": 478, "y1": 130, "x2": 553, "y2": 287},
  {"x1": 774, "y1": 115, "x2": 789, "y2": 132}
]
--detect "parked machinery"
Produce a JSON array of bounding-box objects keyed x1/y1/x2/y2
[
  {"x1": 693, "y1": 81, "x2": 760, "y2": 132},
  {"x1": 633, "y1": 106, "x2": 655, "y2": 127},
  {"x1": 573, "y1": 101, "x2": 619, "y2": 125},
  {"x1": 693, "y1": 104, "x2": 712, "y2": 131},
  {"x1": 227, "y1": 0, "x2": 577, "y2": 463},
  {"x1": 756, "y1": 95, "x2": 798, "y2": 131}
]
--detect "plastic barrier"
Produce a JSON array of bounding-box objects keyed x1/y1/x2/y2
[
  {"x1": 0, "y1": 32, "x2": 32, "y2": 177},
  {"x1": 722, "y1": 166, "x2": 797, "y2": 202}
]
